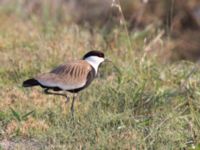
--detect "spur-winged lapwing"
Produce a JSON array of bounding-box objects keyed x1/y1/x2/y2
[{"x1": 23, "y1": 50, "x2": 107, "y2": 115}]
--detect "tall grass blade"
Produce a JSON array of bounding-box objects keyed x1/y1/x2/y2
[{"x1": 10, "y1": 107, "x2": 21, "y2": 122}]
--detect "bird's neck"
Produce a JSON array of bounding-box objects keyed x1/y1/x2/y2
[{"x1": 84, "y1": 56, "x2": 104, "y2": 74}]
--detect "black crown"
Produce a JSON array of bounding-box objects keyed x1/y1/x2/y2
[{"x1": 83, "y1": 50, "x2": 104, "y2": 59}]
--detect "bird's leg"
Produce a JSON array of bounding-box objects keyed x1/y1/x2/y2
[
  {"x1": 44, "y1": 88, "x2": 50, "y2": 94},
  {"x1": 44, "y1": 88, "x2": 66, "y2": 97},
  {"x1": 65, "y1": 92, "x2": 70, "y2": 104},
  {"x1": 71, "y1": 93, "x2": 77, "y2": 117},
  {"x1": 44, "y1": 89, "x2": 70, "y2": 106}
]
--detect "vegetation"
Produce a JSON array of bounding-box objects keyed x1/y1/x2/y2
[{"x1": 0, "y1": 1, "x2": 200, "y2": 150}]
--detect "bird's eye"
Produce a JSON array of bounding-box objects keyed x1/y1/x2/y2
[{"x1": 99, "y1": 53, "x2": 104, "y2": 57}]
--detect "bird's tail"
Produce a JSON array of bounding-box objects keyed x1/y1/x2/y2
[{"x1": 22, "y1": 78, "x2": 39, "y2": 87}]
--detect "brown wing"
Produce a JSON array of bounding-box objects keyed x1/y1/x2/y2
[{"x1": 35, "y1": 60, "x2": 93, "y2": 90}]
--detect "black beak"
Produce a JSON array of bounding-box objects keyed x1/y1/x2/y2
[{"x1": 104, "y1": 58, "x2": 112, "y2": 62}]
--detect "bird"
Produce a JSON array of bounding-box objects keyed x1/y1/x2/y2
[{"x1": 22, "y1": 50, "x2": 108, "y2": 116}]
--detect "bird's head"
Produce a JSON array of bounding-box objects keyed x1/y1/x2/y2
[
  {"x1": 83, "y1": 50, "x2": 110, "y2": 74},
  {"x1": 83, "y1": 50, "x2": 105, "y2": 62}
]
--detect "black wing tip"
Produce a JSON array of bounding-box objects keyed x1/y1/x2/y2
[{"x1": 22, "y1": 78, "x2": 39, "y2": 87}]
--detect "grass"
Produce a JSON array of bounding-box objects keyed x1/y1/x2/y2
[{"x1": 0, "y1": 5, "x2": 200, "y2": 150}]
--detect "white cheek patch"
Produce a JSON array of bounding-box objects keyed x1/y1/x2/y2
[{"x1": 85, "y1": 56, "x2": 104, "y2": 74}]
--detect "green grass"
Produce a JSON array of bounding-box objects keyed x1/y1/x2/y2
[{"x1": 0, "y1": 9, "x2": 200, "y2": 150}]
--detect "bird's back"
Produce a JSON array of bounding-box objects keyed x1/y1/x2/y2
[{"x1": 23, "y1": 60, "x2": 96, "y2": 92}]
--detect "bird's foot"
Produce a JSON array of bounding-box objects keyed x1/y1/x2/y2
[{"x1": 65, "y1": 96, "x2": 70, "y2": 104}]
